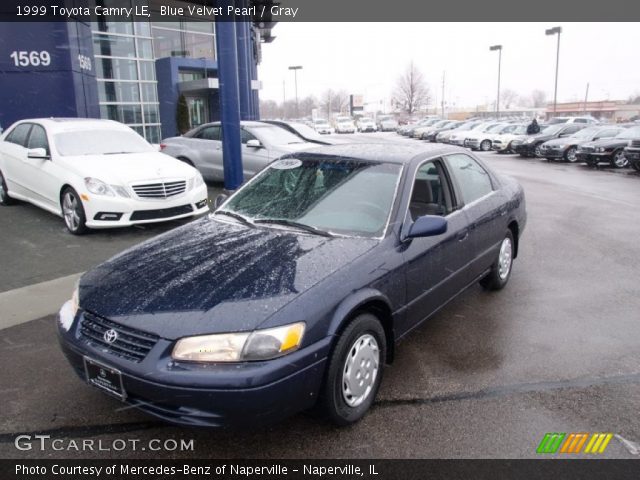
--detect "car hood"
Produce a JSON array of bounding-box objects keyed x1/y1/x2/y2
[
  {"x1": 59, "y1": 151, "x2": 196, "y2": 184},
  {"x1": 78, "y1": 217, "x2": 377, "y2": 339}
]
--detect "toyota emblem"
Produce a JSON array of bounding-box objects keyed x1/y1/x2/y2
[{"x1": 103, "y1": 329, "x2": 118, "y2": 344}]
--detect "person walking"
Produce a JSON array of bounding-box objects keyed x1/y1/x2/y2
[{"x1": 527, "y1": 118, "x2": 540, "y2": 134}]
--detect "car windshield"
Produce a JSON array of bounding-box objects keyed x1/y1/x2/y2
[
  {"x1": 547, "y1": 117, "x2": 569, "y2": 125},
  {"x1": 432, "y1": 120, "x2": 449, "y2": 127},
  {"x1": 252, "y1": 125, "x2": 307, "y2": 145},
  {"x1": 572, "y1": 127, "x2": 600, "y2": 139},
  {"x1": 471, "y1": 122, "x2": 491, "y2": 131},
  {"x1": 511, "y1": 125, "x2": 527, "y2": 135},
  {"x1": 615, "y1": 126, "x2": 640, "y2": 139},
  {"x1": 287, "y1": 122, "x2": 323, "y2": 140},
  {"x1": 487, "y1": 124, "x2": 507, "y2": 133},
  {"x1": 54, "y1": 129, "x2": 155, "y2": 156},
  {"x1": 315, "y1": 120, "x2": 329, "y2": 125},
  {"x1": 378, "y1": 115, "x2": 392, "y2": 121},
  {"x1": 221, "y1": 158, "x2": 402, "y2": 237},
  {"x1": 540, "y1": 124, "x2": 564, "y2": 135}
]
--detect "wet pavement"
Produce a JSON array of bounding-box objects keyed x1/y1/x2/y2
[{"x1": 1, "y1": 133, "x2": 639, "y2": 458}]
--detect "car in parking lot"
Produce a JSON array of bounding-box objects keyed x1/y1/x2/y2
[
  {"x1": 357, "y1": 118, "x2": 377, "y2": 132},
  {"x1": 57, "y1": 143, "x2": 526, "y2": 428},
  {"x1": 161, "y1": 121, "x2": 317, "y2": 181},
  {"x1": 0, "y1": 118, "x2": 208, "y2": 234},
  {"x1": 623, "y1": 138, "x2": 640, "y2": 171},
  {"x1": 411, "y1": 119, "x2": 451, "y2": 140},
  {"x1": 462, "y1": 123, "x2": 508, "y2": 151},
  {"x1": 513, "y1": 123, "x2": 586, "y2": 157},
  {"x1": 376, "y1": 114, "x2": 399, "y2": 132},
  {"x1": 400, "y1": 117, "x2": 441, "y2": 137},
  {"x1": 437, "y1": 120, "x2": 484, "y2": 145},
  {"x1": 491, "y1": 124, "x2": 528, "y2": 153},
  {"x1": 538, "y1": 125, "x2": 626, "y2": 162},
  {"x1": 313, "y1": 119, "x2": 333, "y2": 135},
  {"x1": 576, "y1": 126, "x2": 640, "y2": 168},
  {"x1": 423, "y1": 121, "x2": 464, "y2": 142},
  {"x1": 334, "y1": 116, "x2": 357, "y2": 134},
  {"x1": 546, "y1": 116, "x2": 598, "y2": 125}
]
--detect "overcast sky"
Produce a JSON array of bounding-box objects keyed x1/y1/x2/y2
[{"x1": 258, "y1": 23, "x2": 640, "y2": 110}]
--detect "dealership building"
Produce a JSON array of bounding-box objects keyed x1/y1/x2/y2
[{"x1": 0, "y1": 0, "x2": 275, "y2": 143}]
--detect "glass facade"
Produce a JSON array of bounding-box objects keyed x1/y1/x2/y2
[{"x1": 151, "y1": 5, "x2": 216, "y2": 61}]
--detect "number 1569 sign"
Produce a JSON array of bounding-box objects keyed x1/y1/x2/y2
[{"x1": 10, "y1": 50, "x2": 51, "y2": 67}]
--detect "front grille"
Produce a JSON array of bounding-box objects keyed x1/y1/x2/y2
[
  {"x1": 579, "y1": 146, "x2": 594, "y2": 153},
  {"x1": 79, "y1": 311, "x2": 158, "y2": 363},
  {"x1": 133, "y1": 180, "x2": 186, "y2": 199},
  {"x1": 631, "y1": 140, "x2": 640, "y2": 148},
  {"x1": 130, "y1": 204, "x2": 193, "y2": 221}
]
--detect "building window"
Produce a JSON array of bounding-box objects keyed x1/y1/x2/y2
[{"x1": 91, "y1": 1, "x2": 161, "y2": 144}]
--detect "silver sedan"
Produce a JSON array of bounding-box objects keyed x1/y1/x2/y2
[{"x1": 161, "y1": 121, "x2": 317, "y2": 182}]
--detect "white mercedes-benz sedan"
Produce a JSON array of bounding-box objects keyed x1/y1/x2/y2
[{"x1": 0, "y1": 118, "x2": 209, "y2": 234}]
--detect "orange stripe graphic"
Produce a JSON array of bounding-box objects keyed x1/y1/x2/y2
[
  {"x1": 573, "y1": 433, "x2": 589, "y2": 453},
  {"x1": 560, "y1": 434, "x2": 575, "y2": 453}
]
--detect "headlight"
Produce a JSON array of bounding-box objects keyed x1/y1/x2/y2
[
  {"x1": 193, "y1": 174, "x2": 205, "y2": 189},
  {"x1": 596, "y1": 147, "x2": 605, "y2": 153},
  {"x1": 172, "y1": 322, "x2": 306, "y2": 363},
  {"x1": 58, "y1": 284, "x2": 79, "y2": 332},
  {"x1": 85, "y1": 177, "x2": 114, "y2": 196}
]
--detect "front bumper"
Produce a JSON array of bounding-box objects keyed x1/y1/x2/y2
[
  {"x1": 576, "y1": 151, "x2": 609, "y2": 164},
  {"x1": 465, "y1": 138, "x2": 481, "y2": 149},
  {"x1": 492, "y1": 140, "x2": 509, "y2": 151},
  {"x1": 538, "y1": 146, "x2": 566, "y2": 159},
  {"x1": 82, "y1": 184, "x2": 209, "y2": 228},
  {"x1": 57, "y1": 310, "x2": 330, "y2": 428},
  {"x1": 623, "y1": 148, "x2": 640, "y2": 161},
  {"x1": 514, "y1": 143, "x2": 538, "y2": 156}
]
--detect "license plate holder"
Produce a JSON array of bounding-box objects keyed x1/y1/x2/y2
[{"x1": 83, "y1": 357, "x2": 126, "y2": 401}]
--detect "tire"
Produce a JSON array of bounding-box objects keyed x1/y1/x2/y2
[
  {"x1": 534, "y1": 145, "x2": 542, "y2": 157},
  {"x1": 480, "y1": 230, "x2": 514, "y2": 291},
  {"x1": 564, "y1": 146, "x2": 577, "y2": 163},
  {"x1": 610, "y1": 149, "x2": 628, "y2": 168},
  {"x1": 317, "y1": 313, "x2": 386, "y2": 426},
  {"x1": 61, "y1": 187, "x2": 88, "y2": 235},
  {"x1": 480, "y1": 139, "x2": 491, "y2": 152},
  {"x1": 0, "y1": 170, "x2": 14, "y2": 206},
  {"x1": 632, "y1": 160, "x2": 640, "y2": 172}
]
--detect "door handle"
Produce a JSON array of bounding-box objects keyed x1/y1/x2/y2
[{"x1": 457, "y1": 229, "x2": 469, "y2": 242}]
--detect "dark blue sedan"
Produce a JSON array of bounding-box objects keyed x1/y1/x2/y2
[{"x1": 57, "y1": 143, "x2": 526, "y2": 427}]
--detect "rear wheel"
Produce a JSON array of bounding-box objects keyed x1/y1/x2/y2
[
  {"x1": 0, "y1": 170, "x2": 14, "y2": 206},
  {"x1": 480, "y1": 230, "x2": 514, "y2": 291},
  {"x1": 317, "y1": 313, "x2": 386, "y2": 426},
  {"x1": 610, "y1": 149, "x2": 628, "y2": 168},
  {"x1": 61, "y1": 187, "x2": 88, "y2": 235}
]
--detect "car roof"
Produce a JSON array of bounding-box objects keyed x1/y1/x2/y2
[
  {"x1": 283, "y1": 142, "x2": 470, "y2": 165},
  {"x1": 11, "y1": 118, "x2": 129, "y2": 133}
]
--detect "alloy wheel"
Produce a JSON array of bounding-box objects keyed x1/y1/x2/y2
[
  {"x1": 498, "y1": 236, "x2": 513, "y2": 280},
  {"x1": 342, "y1": 334, "x2": 380, "y2": 407},
  {"x1": 62, "y1": 192, "x2": 81, "y2": 232},
  {"x1": 566, "y1": 147, "x2": 577, "y2": 162},
  {"x1": 612, "y1": 150, "x2": 628, "y2": 168},
  {"x1": 481, "y1": 140, "x2": 491, "y2": 151}
]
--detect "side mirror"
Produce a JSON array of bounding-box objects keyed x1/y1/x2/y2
[
  {"x1": 214, "y1": 193, "x2": 228, "y2": 209},
  {"x1": 407, "y1": 215, "x2": 448, "y2": 239},
  {"x1": 246, "y1": 139, "x2": 262, "y2": 148},
  {"x1": 27, "y1": 148, "x2": 49, "y2": 160}
]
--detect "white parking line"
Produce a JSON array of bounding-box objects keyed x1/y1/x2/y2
[{"x1": 0, "y1": 273, "x2": 82, "y2": 330}]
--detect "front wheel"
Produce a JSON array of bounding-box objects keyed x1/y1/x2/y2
[
  {"x1": 0, "y1": 170, "x2": 14, "y2": 206},
  {"x1": 564, "y1": 146, "x2": 577, "y2": 163},
  {"x1": 480, "y1": 139, "x2": 492, "y2": 152},
  {"x1": 610, "y1": 149, "x2": 628, "y2": 168},
  {"x1": 317, "y1": 313, "x2": 386, "y2": 426},
  {"x1": 61, "y1": 187, "x2": 88, "y2": 235},
  {"x1": 480, "y1": 230, "x2": 514, "y2": 291}
]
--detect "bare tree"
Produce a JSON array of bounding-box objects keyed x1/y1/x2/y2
[
  {"x1": 319, "y1": 89, "x2": 350, "y2": 118},
  {"x1": 259, "y1": 99, "x2": 280, "y2": 119},
  {"x1": 392, "y1": 61, "x2": 430, "y2": 115},
  {"x1": 530, "y1": 89, "x2": 547, "y2": 108},
  {"x1": 500, "y1": 89, "x2": 520, "y2": 110},
  {"x1": 298, "y1": 95, "x2": 317, "y2": 117}
]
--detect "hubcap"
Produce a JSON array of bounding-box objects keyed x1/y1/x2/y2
[
  {"x1": 534, "y1": 146, "x2": 541, "y2": 157},
  {"x1": 567, "y1": 148, "x2": 577, "y2": 162},
  {"x1": 614, "y1": 151, "x2": 627, "y2": 168},
  {"x1": 481, "y1": 140, "x2": 491, "y2": 151},
  {"x1": 342, "y1": 334, "x2": 379, "y2": 407},
  {"x1": 498, "y1": 237, "x2": 513, "y2": 280},
  {"x1": 62, "y1": 193, "x2": 81, "y2": 231}
]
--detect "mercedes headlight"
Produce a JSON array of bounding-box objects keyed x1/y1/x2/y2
[
  {"x1": 85, "y1": 177, "x2": 114, "y2": 196},
  {"x1": 172, "y1": 322, "x2": 306, "y2": 362}
]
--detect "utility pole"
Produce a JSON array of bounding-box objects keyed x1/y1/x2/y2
[
  {"x1": 288, "y1": 65, "x2": 302, "y2": 118},
  {"x1": 583, "y1": 83, "x2": 590, "y2": 112},
  {"x1": 489, "y1": 45, "x2": 502, "y2": 118},
  {"x1": 441, "y1": 71, "x2": 446, "y2": 118},
  {"x1": 545, "y1": 26, "x2": 562, "y2": 114}
]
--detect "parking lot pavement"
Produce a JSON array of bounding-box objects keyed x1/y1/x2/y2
[{"x1": 1, "y1": 143, "x2": 639, "y2": 459}]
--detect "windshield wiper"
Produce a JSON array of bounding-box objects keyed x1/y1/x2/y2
[
  {"x1": 104, "y1": 152, "x2": 134, "y2": 155},
  {"x1": 254, "y1": 219, "x2": 334, "y2": 237},
  {"x1": 214, "y1": 210, "x2": 255, "y2": 228}
]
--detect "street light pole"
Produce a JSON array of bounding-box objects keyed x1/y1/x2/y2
[
  {"x1": 288, "y1": 65, "x2": 302, "y2": 118},
  {"x1": 489, "y1": 45, "x2": 502, "y2": 118},
  {"x1": 545, "y1": 26, "x2": 562, "y2": 114}
]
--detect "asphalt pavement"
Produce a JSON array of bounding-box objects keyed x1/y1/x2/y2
[{"x1": 1, "y1": 132, "x2": 639, "y2": 459}]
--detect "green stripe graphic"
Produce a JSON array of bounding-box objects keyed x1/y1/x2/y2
[{"x1": 537, "y1": 433, "x2": 566, "y2": 454}]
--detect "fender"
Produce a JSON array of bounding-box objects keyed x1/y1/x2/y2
[{"x1": 327, "y1": 288, "x2": 394, "y2": 337}]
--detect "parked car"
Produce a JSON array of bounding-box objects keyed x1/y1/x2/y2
[
  {"x1": 57, "y1": 143, "x2": 526, "y2": 428},
  {"x1": 161, "y1": 121, "x2": 316, "y2": 181},
  {"x1": 412, "y1": 119, "x2": 452, "y2": 139},
  {"x1": 376, "y1": 114, "x2": 399, "y2": 132},
  {"x1": 334, "y1": 116, "x2": 356, "y2": 134},
  {"x1": 546, "y1": 116, "x2": 598, "y2": 125},
  {"x1": 262, "y1": 120, "x2": 333, "y2": 145},
  {"x1": 539, "y1": 125, "x2": 626, "y2": 162},
  {"x1": 576, "y1": 126, "x2": 640, "y2": 168},
  {"x1": 357, "y1": 118, "x2": 377, "y2": 132},
  {"x1": 437, "y1": 121, "x2": 484, "y2": 145},
  {"x1": 313, "y1": 119, "x2": 333, "y2": 135},
  {"x1": 491, "y1": 124, "x2": 528, "y2": 153},
  {"x1": 462, "y1": 123, "x2": 507, "y2": 151},
  {"x1": 405, "y1": 118, "x2": 442, "y2": 137},
  {"x1": 623, "y1": 138, "x2": 640, "y2": 171},
  {"x1": 0, "y1": 118, "x2": 208, "y2": 234},
  {"x1": 513, "y1": 123, "x2": 586, "y2": 157},
  {"x1": 423, "y1": 121, "x2": 464, "y2": 142}
]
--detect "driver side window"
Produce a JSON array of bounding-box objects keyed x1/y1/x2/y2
[{"x1": 409, "y1": 160, "x2": 452, "y2": 220}]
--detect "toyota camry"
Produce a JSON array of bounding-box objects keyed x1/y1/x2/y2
[{"x1": 57, "y1": 143, "x2": 526, "y2": 427}]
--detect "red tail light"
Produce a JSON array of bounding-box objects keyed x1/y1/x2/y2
[{"x1": 159, "y1": 143, "x2": 167, "y2": 150}]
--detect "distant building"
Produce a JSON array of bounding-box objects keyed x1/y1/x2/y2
[{"x1": 545, "y1": 101, "x2": 640, "y2": 122}]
